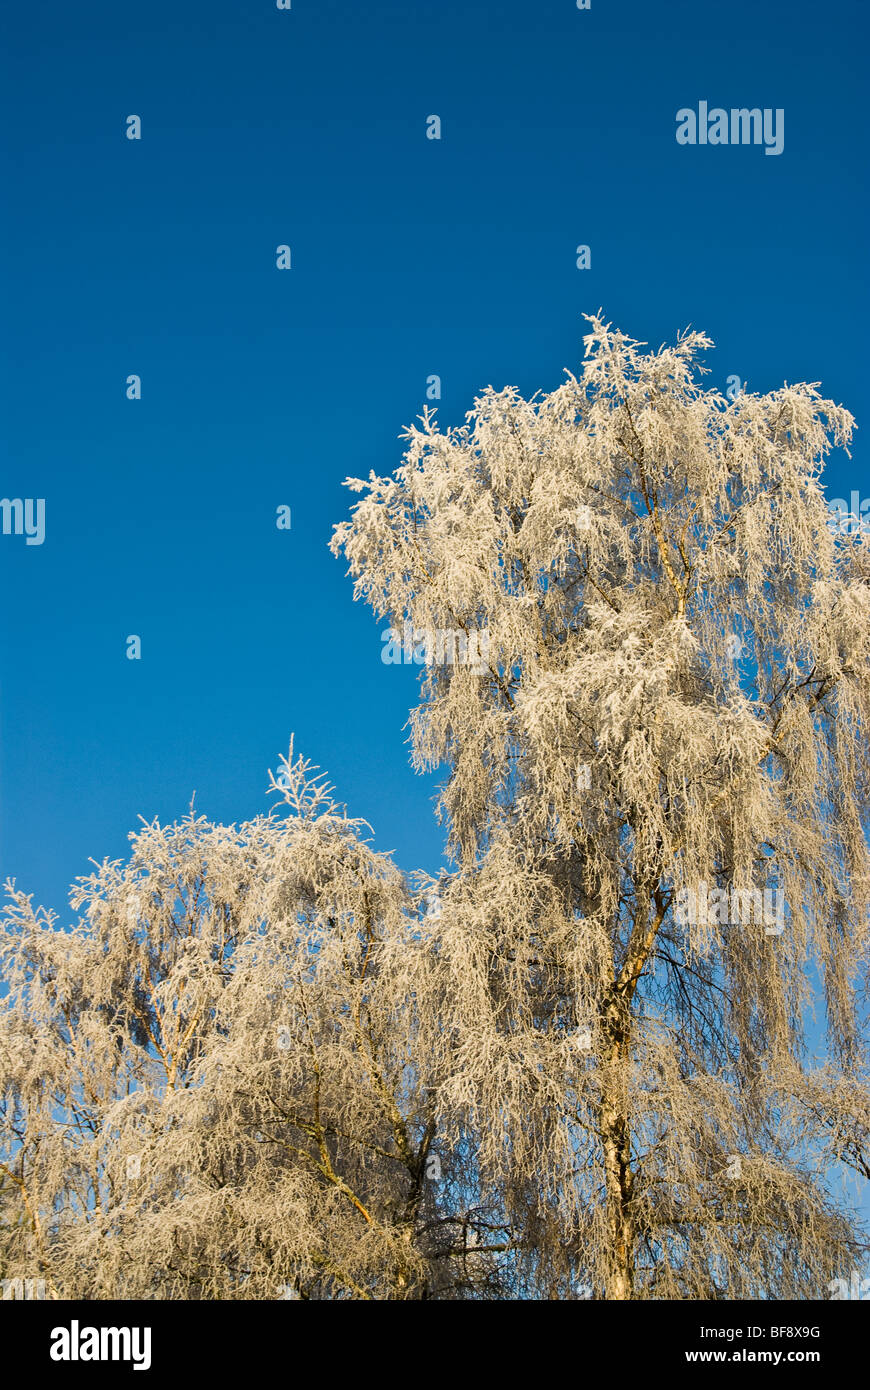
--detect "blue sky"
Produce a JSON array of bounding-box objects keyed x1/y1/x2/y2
[{"x1": 0, "y1": 0, "x2": 866, "y2": 926}]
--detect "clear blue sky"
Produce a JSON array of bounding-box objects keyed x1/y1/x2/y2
[{"x1": 0, "y1": 0, "x2": 866, "y2": 924}]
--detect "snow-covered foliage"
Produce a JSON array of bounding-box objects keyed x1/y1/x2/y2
[
  {"x1": 331, "y1": 315, "x2": 870, "y2": 1297},
  {"x1": 0, "y1": 746, "x2": 508, "y2": 1299},
  {"x1": 2, "y1": 317, "x2": 868, "y2": 1299}
]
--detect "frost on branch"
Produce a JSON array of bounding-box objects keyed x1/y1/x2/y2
[
  {"x1": 0, "y1": 760, "x2": 500, "y2": 1300},
  {"x1": 2, "y1": 314, "x2": 868, "y2": 1300},
  {"x1": 331, "y1": 313, "x2": 870, "y2": 1299}
]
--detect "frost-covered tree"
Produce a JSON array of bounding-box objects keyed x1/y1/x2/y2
[
  {"x1": 3, "y1": 315, "x2": 868, "y2": 1301},
  {"x1": 0, "y1": 745, "x2": 509, "y2": 1300},
  {"x1": 331, "y1": 314, "x2": 870, "y2": 1298}
]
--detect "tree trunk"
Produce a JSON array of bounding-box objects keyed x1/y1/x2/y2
[{"x1": 599, "y1": 987, "x2": 635, "y2": 1299}]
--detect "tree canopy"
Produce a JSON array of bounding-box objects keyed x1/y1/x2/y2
[{"x1": 3, "y1": 316, "x2": 868, "y2": 1298}]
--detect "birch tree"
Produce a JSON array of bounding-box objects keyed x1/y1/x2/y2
[
  {"x1": 3, "y1": 315, "x2": 867, "y2": 1301},
  {"x1": 331, "y1": 314, "x2": 870, "y2": 1298},
  {"x1": 0, "y1": 746, "x2": 507, "y2": 1300}
]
